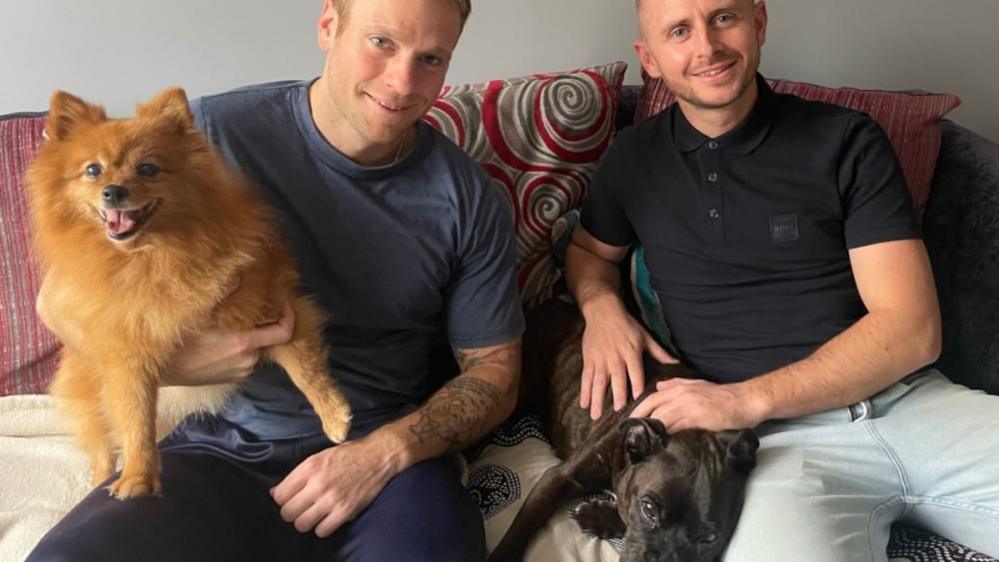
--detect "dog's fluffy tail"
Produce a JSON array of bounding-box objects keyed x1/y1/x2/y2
[{"x1": 155, "y1": 384, "x2": 236, "y2": 438}]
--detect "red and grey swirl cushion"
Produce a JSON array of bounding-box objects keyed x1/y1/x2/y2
[{"x1": 424, "y1": 61, "x2": 628, "y2": 304}]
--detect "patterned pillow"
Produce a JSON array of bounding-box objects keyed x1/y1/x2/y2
[
  {"x1": 635, "y1": 73, "x2": 961, "y2": 218},
  {"x1": 0, "y1": 114, "x2": 59, "y2": 396},
  {"x1": 424, "y1": 61, "x2": 628, "y2": 303}
]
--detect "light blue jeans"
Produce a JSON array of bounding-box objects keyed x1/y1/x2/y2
[{"x1": 723, "y1": 369, "x2": 999, "y2": 561}]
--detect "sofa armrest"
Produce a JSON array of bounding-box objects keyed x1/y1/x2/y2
[{"x1": 923, "y1": 121, "x2": 999, "y2": 394}]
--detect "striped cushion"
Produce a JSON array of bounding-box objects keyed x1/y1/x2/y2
[
  {"x1": 635, "y1": 74, "x2": 961, "y2": 218},
  {"x1": 0, "y1": 113, "x2": 60, "y2": 396},
  {"x1": 424, "y1": 62, "x2": 628, "y2": 304}
]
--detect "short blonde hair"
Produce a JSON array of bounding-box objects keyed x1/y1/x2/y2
[{"x1": 335, "y1": 0, "x2": 471, "y2": 30}]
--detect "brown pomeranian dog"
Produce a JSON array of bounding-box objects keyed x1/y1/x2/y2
[{"x1": 26, "y1": 88, "x2": 352, "y2": 499}]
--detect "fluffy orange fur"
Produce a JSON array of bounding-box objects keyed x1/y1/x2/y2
[{"x1": 27, "y1": 88, "x2": 351, "y2": 499}]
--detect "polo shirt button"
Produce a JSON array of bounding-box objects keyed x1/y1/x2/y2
[
  {"x1": 707, "y1": 172, "x2": 718, "y2": 182},
  {"x1": 708, "y1": 208, "x2": 720, "y2": 219},
  {"x1": 708, "y1": 141, "x2": 719, "y2": 150}
]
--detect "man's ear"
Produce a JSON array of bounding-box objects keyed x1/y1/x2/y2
[
  {"x1": 633, "y1": 40, "x2": 662, "y2": 79},
  {"x1": 317, "y1": 0, "x2": 340, "y2": 51},
  {"x1": 45, "y1": 91, "x2": 107, "y2": 141},
  {"x1": 136, "y1": 87, "x2": 194, "y2": 132},
  {"x1": 620, "y1": 418, "x2": 670, "y2": 464},
  {"x1": 754, "y1": 0, "x2": 768, "y2": 48},
  {"x1": 717, "y1": 429, "x2": 759, "y2": 473}
]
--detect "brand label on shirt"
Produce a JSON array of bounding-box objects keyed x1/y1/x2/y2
[{"x1": 769, "y1": 214, "x2": 799, "y2": 244}]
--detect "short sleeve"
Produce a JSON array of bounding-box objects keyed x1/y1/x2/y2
[
  {"x1": 579, "y1": 138, "x2": 637, "y2": 247},
  {"x1": 445, "y1": 169, "x2": 525, "y2": 349},
  {"x1": 839, "y1": 114, "x2": 921, "y2": 249}
]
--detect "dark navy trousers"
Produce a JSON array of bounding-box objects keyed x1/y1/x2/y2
[{"x1": 26, "y1": 417, "x2": 486, "y2": 562}]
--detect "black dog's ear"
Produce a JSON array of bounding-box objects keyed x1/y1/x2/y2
[
  {"x1": 717, "y1": 429, "x2": 759, "y2": 473},
  {"x1": 620, "y1": 418, "x2": 670, "y2": 464}
]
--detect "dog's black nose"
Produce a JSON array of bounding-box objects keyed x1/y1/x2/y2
[{"x1": 102, "y1": 185, "x2": 129, "y2": 205}]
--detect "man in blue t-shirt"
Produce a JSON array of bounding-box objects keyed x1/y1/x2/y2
[
  {"x1": 567, "y1": 0, "x2": 999, "y2": 560},
  {"x1": 28, "y1": 1, "x2": 524, "y2": 561}
]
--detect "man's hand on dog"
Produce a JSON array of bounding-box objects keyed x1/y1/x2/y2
[
  {"x1": 580, "y1": 294, "x2": 677, "y2": 420},
  {"x1": 271, "y1": 435, "x2": 397, "y2": 538},
  {"x1": 629, "y1": 378, "x2": 767, "y2": 433},
  {"x1": 162, "y1": 301, "x2": 296, "y2": 386}
]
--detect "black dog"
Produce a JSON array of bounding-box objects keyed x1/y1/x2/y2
[{"x1": 489, "y1": 299, "x2": 759, "y2": 562}]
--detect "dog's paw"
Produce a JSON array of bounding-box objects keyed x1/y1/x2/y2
[
  {"x1": 320, "y1": 409, "x2": 352, "y2": 444},
  {"x1": 107, "y1": 473, "x2": 162, "y2": 500},
  {"x1": 572, "y1": 499, "x2": 625, "y2": 539}
]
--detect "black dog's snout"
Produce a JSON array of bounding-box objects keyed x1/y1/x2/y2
[{"x1": 102, "y1": 185, "x2": 129, "y2": 205}]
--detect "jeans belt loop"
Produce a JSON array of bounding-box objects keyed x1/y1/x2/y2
[{"x1": 849, "y1": 399, "x2": 871, "y2": 422}]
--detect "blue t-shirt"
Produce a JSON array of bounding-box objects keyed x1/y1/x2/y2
[{"x1": 190, "y1": 80, "x2": 524, "y2": 439}]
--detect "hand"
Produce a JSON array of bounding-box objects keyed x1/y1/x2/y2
[
  {"x1": 629, "y1": 378, "x2": 766, "y2": 433},
  {"x1": 271, "y1": 435, "x2": 399, "y2": 538},
  {"x1": 580, "y1": 294, "x2": 677, "y2": 420},
  {"x1": 162, "y1": 301, "x2": 296, "y2": 386}
]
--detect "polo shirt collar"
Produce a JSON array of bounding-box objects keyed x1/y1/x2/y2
[{"x1": 673, "y1": 73, "x2": 775, "y2": 154}]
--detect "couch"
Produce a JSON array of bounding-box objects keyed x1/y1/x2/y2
[{"x1": 1, "y1": 62, "x2": 996, "y2": 562}]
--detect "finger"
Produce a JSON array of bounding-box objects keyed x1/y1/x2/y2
[
  {"x1": 624, "y1": 353, "x2": 645, "y2": 401},
  {"x1": 279, "y1": 487, "x2": 316, "y2": 524},
  {"x1": 294, "y1": 500, "x2": 330, "y2": 534},
  {"x1": 314, "y1": 506, "x2": 352, "y2": 538},
  {"x1": 629, "y1": 391, "x2": 670, "y2": 419},
  {"x1": 580, "y1": 362, "x2": 594, "y2": 409},
  {"x1": 645, "y1": 335, "x2": 678, "y2": 364},
  {"x1": 246, "y1": 302, "x2": 296, "y2": 349},
  {"x1": 656, "y1": 378, "x2": 695, "y2": 391},
  {"x1": 271, "y1": 464, "x2": 310, "y2": 506},
  {"x1": 663, "y1": 413, "x2": 693, "y2": 434},
  {"x1": 611, "y1": 363, "x2": 629, "y2": 412},
  {"x1": 590, "y1": 371, "x2": 608, "y2": 420}
]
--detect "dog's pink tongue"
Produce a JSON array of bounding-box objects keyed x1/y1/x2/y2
[{"x1": 104, "y1": 210, "x2": 135, "y2": 235}]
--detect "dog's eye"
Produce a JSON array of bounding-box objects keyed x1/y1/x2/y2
[
  {"x1": 699, "y1": 532, "x2": 719, "y2": 544},
  {"x1": 85, "y1": 163, "x2": 103, "y2": 179},
  {"x1": 697, "y1": 524, "x2": 720, "y2": 544},
  {"x1": 640, "y1": 499, "x2": 659, "y2": 527},
  {"x1": 137, "y1": 163, "x2": 160, "y2": 177}
]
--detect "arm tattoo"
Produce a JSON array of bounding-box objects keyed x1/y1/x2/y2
[
  {"x1": 407, "y1": 341, "x2": 520, "y2": 447},
  {"x1": 452, "y1": 345, "x2": 519, "y2": 373},
  {"x1": 408, "y1": 377, "x2": 502, "y2": 447}
]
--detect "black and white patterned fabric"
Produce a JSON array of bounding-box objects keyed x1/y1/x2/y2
[{"x1": 889, "y1": 525, "x2": 997, "y2": 562}]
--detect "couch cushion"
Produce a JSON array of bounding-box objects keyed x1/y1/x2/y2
[
  {"x1": 424, "y1": 61, "x2": 627, "y2": 303},
  {"x1": 0, "y1": 113, "x2": 60, "y2": 396},
  {"x1": 923, "y1": 122, "x2": 999, "y2": 395},
  {"x1": 635, "y1": 74, "x2": 960, "y2": 218}
]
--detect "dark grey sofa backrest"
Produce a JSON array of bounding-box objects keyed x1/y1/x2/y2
[{"x1": 924, "y1": 121, "x2": 999, "y2": 394}]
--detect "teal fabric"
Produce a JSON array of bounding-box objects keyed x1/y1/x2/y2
[{"x1": 549, "y1": 210, "x2": 679, "y2": 358}]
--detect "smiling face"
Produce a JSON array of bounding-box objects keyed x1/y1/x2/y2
[
  {"x1": 35, "y1": 89, "x2": 214, "y2": 252},
  {"x1": 311, "y1": 0, "x2": 463, "y2": 164},
  {"x1": 635, "y1": 0, "x2": 767, "y2": 122}
]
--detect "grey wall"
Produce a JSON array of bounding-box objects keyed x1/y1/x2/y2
[{"x1": 1, "y1": 1, "x2": 995, "y2": 141}]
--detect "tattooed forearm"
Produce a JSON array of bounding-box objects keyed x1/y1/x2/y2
[
  {"x1": 408, "y1": 377, "x2": 502, "y2": 447},
  {"x1": 453, "y1": 345, "x2": 519, "y2": 372}
]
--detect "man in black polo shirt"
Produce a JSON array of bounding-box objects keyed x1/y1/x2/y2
[{"x1": 566, "y1": 0, "x2": 999, "y2": 559}]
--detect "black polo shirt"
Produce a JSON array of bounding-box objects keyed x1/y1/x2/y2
[{"x1": 581, "y1": 75, "x2": 920, "y2": 382}]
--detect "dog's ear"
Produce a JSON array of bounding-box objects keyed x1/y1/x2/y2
[
  {"x1": 717, "y1": 429, "x2": 759, "y2": 473},
  {"x1": 620, "y1": 418, "x2": 670, "y2": 464},
  {"x1": 45, "y1": 91, "x2": 107, "y2": 141},
  {"x1": 137, "y1": 87, "x2": 195, "y2": 132}
]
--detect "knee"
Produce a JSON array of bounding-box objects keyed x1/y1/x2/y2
[
  {"x1": 26, "y1": 532, "x2": 99, "y2": 562},
  {"x1": 346, "y1": 457, "x2": 487, "y2": 562}
]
